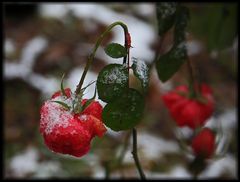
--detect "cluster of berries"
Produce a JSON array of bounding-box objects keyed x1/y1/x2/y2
[
  {"x1": 162, "y1": 84, "x2": 215, "y2": 159},
  {"x1": 40, "y1": 88, "x2": 106, "y2": 157}
]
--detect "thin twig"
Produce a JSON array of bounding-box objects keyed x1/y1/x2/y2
[
  {"x1": 131, "y1": 128, "x2": 146, "y2": 180},
  {"x1": 186, "y1": 56, "x2": 198, "y2": 98}
]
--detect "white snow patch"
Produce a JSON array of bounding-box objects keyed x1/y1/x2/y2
[
  {"x1": 67, "y1": 67, "x2": 97, "y2": 98},
  {"x1": 145, "y1": 165, "x2": 191, "y2": 179},
  {"x1": 4, "y1": 63, "x2": 30, "y2": 79},
  {"x1": 106, "y1": 128, "x2": 125, "y2": 139},
  {"x1": 33, "y1": 161, "x2": 62, "y2": 178},
  {"x1": 186, "y1": 40, "x2": 202, "y2": 56},
  {"x1": 4, "y1": 39, "x2": 15, "y2": 55},
  {"x1": 27, "y1": 74, "x2": 59, "y2": 97},
  {"x1": 4, "y1": 36, "x2": 51, "y2": 98},
  {"x1": 10, "y1": 147, "x2": 39, "y2": 177},
  {"x1": 135, "y1": 3, "x2": 155, "y2": 17},
  {"x1": 205, "y1": 108, "x2": 237, "y2": 132},
  {"x1": 175, "y1": 127, "x2": 194, "y2": 139},
  {"x1": 199, "y1": 155, "x2": 237, "y2": 179},
  {"x1": 21, "y1": 37, "x2": 48, "y2": 69},
  {"x1": 39, "y1": 3, "x2": 68, "y2": 19},
  {"x1": 123, "y1": 131, "x2": 179, "y2": 163},
  {"x1": 81, "y1": 153, "x2": 104, "y2": 178},
  {"x1": 9, "y1": 146, "x2": 63, "y2": 178},
  {"x1": 39, "y1": 3, "x2": 156, "y2": 62},
  {"x1": 137, "y1": 132, "x2": 180, "y2": 159},
  {"x1": 4, "y1": 37, "x2": 48, "y2": 80}
]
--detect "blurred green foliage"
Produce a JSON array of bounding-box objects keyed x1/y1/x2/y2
[{"x1": 188, "y1": 3, "x2": 237, "y2": 51}]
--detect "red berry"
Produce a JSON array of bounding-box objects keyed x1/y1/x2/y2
[
  {"x1": 40, "y1": 89, "x2": 107, "y2": 157},
  {"x1": 162, "y1": 84, "x2": 214, "y2": 129},
  {"x1": 51, "y1": 88, "x2": 72, "y2": 99},
  {"x1": 191, "y1": 128, "x2": 215, "y2": 158},
  {"x1": 81, "y1": 99, "x2": 103, "y2": 121}
]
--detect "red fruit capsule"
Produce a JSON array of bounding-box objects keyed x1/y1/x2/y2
[
  {"x1": 162, "y1": 84, "x2": 214, "y2": 129},
  {"x1": 51, "y1": 88, "x2": 72, "y2": 99},
  {"x1": 191, "y1": 128, "x2": 215, "y2": 158},
  {"x1": 40, "y1": 88, "x2": 107, "y2": 157},
  {"x1": 126, "y1": 32, "x2": 131, "y2": 49}
]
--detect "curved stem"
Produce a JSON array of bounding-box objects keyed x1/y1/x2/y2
[
  {"x1": 75, "y1": 21, "x2": 129, "y2": 95},
  {"x1": 132, "y1": 128, "x2": 146, "y2": 180}
]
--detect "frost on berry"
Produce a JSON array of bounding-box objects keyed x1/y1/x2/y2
[
  {"x1": 40, "y1": 88, "x2": 107, "y2": 157},
  {"x1": 40, "y1": 100, "x2": 73, "y2": 134}
]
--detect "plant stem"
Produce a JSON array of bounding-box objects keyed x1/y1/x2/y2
[
  {"x1": 75, "y1": 21, "x2": 129, "y2": 95},
  {"x1": 186, "y1": 56, "x2": 198, "y2": 98},
  {"x1": 131, "y1": 128, "x2": 146, "y2": 180},
  {"x1": 104, "y1": 161, "x2": 110, "y2": 180}
]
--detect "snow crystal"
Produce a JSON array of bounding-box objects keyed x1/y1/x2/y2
[
  {"x1": 41, "y1": 101, "x2": 73, "y2": 134},
  {"x1": 79, "y1": 114, "x2": 88, "y2": 121},
  {"x1": 102, "y1": 66, "x2": 128, "y2": 84}
]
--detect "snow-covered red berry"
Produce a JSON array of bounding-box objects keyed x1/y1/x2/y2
[{"x1": 40, "y1": 88, "x2": 107, "y2": 157}]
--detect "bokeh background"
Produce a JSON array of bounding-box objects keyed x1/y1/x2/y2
[{"x1": 3, "y1": 2, "x2": 238, "y2": 179}]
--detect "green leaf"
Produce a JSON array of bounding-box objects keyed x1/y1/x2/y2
[
  {"x1": 102, "y1": 88, "x2": 145, "y2": 131},
  {"x1": 60, "y1": 73, "x2": 67, "y2": 97},
  {"x1": 51, "y1": 100, "x2": 70, "y2": 110},
  {"x1": 156, "y1": 2, "x2": 177, "y2": 36},
  {"x1": 81, "y1": 88, "x2": 97, "y2": 112},
  {"x1": 97, "y1": 64, "x2": 129, "y2": 103},
  {"x1": 104, "y1": 43, "x2": 127, "y2": 58},
  {"x1": 155, "y1": 5, "x2": 189, "y2": 82},
  {"x1": 131, "y1": 58, "x2": 150, "y2": 93},
  {"x1": 156, "y1": 44, "x2": 187, "y2": 82},
  {"x1": 174, "y1": 6, "x2": 189, "y2": 45}
]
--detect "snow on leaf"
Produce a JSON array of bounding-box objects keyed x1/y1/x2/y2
[
  {"x1": 132, "y1": 57, "x2": 150, "y2": 92},
  {"x1": 97, "y1": 64, "x2": 128, "y2": 103}
]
